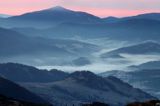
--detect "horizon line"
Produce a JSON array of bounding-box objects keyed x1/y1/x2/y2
[{"x1": 1, "y1": 6, "x2": 160, "y2": 18}]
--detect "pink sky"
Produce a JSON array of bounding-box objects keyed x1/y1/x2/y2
[{"x1": 1, "y1": 0, "x2": 160, "y2": 17}]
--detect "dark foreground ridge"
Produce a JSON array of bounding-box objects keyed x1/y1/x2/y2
[
  {"x1": 0, "y1": 94, "x2": 52, "y2": 106},
  {"x1": 126, "y1": 100, "x2": 160, "y2": 106},
  {"x1": 82, "y1": 102, "x2": 109, "y2": 106},
  {"x1": 0, "y1": 74, "x2": 51, "y2": 105},
  {"x1": 81, "y1": 100, "x2": 160, "y2": 106}
]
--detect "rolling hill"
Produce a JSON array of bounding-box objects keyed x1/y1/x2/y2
[
  {"x1": 101, "y1": 41, "x2": 160, "y2": 58},
  {"x1": 100, "y1": 69, "x2": 160, "y2": 99},
  {"x1": 0, "y1": 63, "x2": 69, "y2": 82},
  {"x1": 21, "y1": 71, "x2": 155, "y2": 106},
  {"x1": 130, "y1": 61, "x2": 160, "y2": 70}
]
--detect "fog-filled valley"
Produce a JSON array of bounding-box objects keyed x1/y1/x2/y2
[{"x1": 1, "y1": 6, "x2": 160, "y2": 106}]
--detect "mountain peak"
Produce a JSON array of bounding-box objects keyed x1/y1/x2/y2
[
  {"x1": 105, "y1": 16, "x2": 119, "y2": 19},
  {"x1": 49, "y1": 6, "x2": 71, "y2": 12},
  {"x1": 69, "y1": 71, "x2": 97, "y2": 79},
  {"x1": 68, "y1": 71, "x2": 107, "y2": 88}
]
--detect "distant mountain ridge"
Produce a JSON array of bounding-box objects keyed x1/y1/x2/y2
[
  {"x1": 12, "y1": 17, "x2": 160, "y2": 41},
  {"x1": 102, "y1": 13, "x2": 160, "y2": 22},
  {"x1": 0, "y1": 6, "x2": 102, "y2": 28},
  {"x1": 122, "y1": 13, "x2": 160, "y2": 21},
  {"x1": 0, "y1": 7, "x2": 160, "y2": 41},
  {"x1": 10, "y1": 6, "x2": 101, "y2": 23}
]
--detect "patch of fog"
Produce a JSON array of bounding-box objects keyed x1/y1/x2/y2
[
  {"x1": 37, "y1": 63, "x2": 129, "y2": 74},
  {"x1": 93, "y1": 48, "x2": 119, "y2": 57},
  {"x1": 68, "y1": 36, "x2": 130, "y2": 48},
  {"x1": 120, "y1": 54, "x2": 160, "y2": 65},
  {"x1": 37, "y1": 56, "x2": 131, "y2": 73},
  {"x1": 2, "y1": 36, "x2": 160, "y2": 73},
  {"x1": 37, "y1": 54, "x2": 160, "y2": 73},
  {"x1": 88, "y1": 39, "x2": 134, "y2": 57},
  {"x1": 0, "y1": 55, "x2": 74, "y2": 66}
]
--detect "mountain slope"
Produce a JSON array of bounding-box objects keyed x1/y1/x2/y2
[
  {"x1": 102, "y1": 16, "x2": 120, "y2": 23},
  {"x1": 0, "y1": 27, "x2": 100, "y2": 65},
  {"x1": 100, "y1": 69, "x2": 160, "y2": 99},
  {"x1": 103, "y1": 13, "x2": 160, "y2": 23},
  {"x1": 0, "y1": 63, "x2": 69, "y2": 82},
  {"x1": 0, "y1": 27, "x2": 99, "y2": 56},
  {"x1": 1, "y1": 6, "x2": 102, "y2": 28},
  {"x1": 101, "y1": 41, "x2": 160, "y2": 58},
  {"x1": 17, "y1": 18, "x2": 160, "y2": 40},
  {"x1": 102, "y1": 18, "x2": 160, "y2": 41},
  {"x1": 122, "y1": 13, "x2": 160, "y2": 21},
  {"x1": 3, "y1": 10, "x2": 160, "y2": 41},
  {"x1": 1, "y1": 10, "x2": 160, "y2": 41},
  {"x1": 21, "y1": 71, "x2": 155, "y2": 106},
  {"x1": 0, "y1": 94, "x2": 51, "y2": 106},
  {"x1": 0, "y1": 76, "x2": 49, "y2": 105},
  {"x1": 130, "y1": 61, "x2": 160, "y2": 70},
  {"x1": 0, "y1": 27, "x2": 36, "y2": 56}
]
